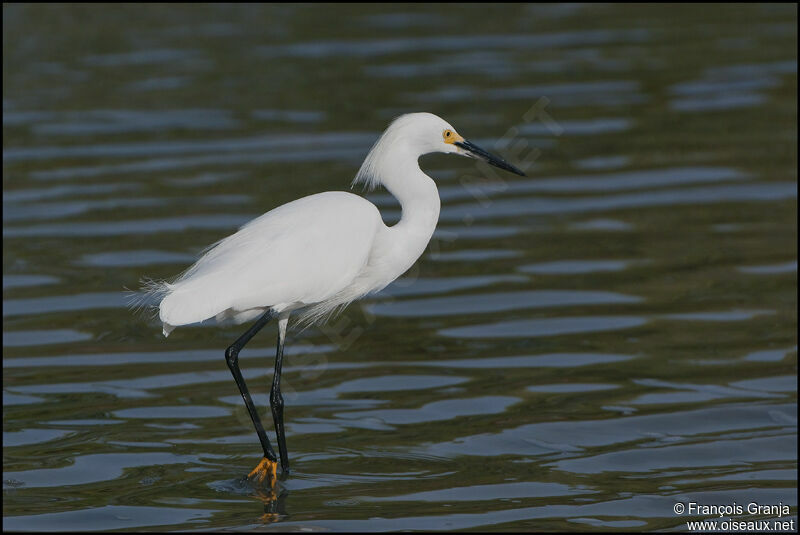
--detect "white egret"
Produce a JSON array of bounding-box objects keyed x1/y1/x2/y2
[{"x1": 141, "y1": 112, "x2": 524, "y2": 485}]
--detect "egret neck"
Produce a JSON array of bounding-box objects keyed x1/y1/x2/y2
[{"x1": 376, "y1": 145, "x2": 441, "y2": 279}]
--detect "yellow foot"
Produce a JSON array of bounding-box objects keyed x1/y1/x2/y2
[{"x1": 247, "y1": 457, "x2": 278, "y2": 487}]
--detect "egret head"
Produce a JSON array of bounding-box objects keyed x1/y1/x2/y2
[{"x1": 354, "y1": 112, "x2": 524, "y2": 191}]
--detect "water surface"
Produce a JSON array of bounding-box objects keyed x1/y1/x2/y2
[{"x1": 3, "y1": 3, "x2": 797, "y2": 531}]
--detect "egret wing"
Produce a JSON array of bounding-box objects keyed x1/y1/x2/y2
[{"x1": 159, "y1": 191, "x2": 382, "y2": 327}]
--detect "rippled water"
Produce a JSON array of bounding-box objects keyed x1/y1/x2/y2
[{"x1": 3, "y1": 3, "x2": 797, "y2": 531}]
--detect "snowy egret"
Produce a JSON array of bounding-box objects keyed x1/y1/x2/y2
[{"x1": 141, "y1": 112, "x2": 524, "y2": 485}]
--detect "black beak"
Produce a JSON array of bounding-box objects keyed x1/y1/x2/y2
[{"x1": 455, "y1": 140, "x2": 526, "y2": 176}]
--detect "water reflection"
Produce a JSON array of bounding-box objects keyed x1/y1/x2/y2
[
  {"x1": 417, "y1": 402, "x2": 797, "y2": 458},
  {"x1": 519, "y1": 259, "x2": 639, "y2": 274},
  {"x1": 78, "y1": 249, "x2": 197, "y2": 267},
  {"x1": 364, "y1": 481, "x2": 592, "y2": 502},
  {"x1": 368, "y1": 290, "x2": 642, "y2": 317},
  {"x1": 3, "y1": 452, "x2": 218, "y2": 489},
  {"x1": 440, "y1": 315, "x2": 647, "y2": 338},
  {"x1": 2, "y1": 274, "x2": 60, "y2": 289},
  {"x1": 1, "y1": 505, "x2": 216, "y2": 532},
  {"x1": 3, "y1": 328, "x2": 92, "y2": 346},
  {"x1": 738, "y1": 261, "x2": 797, "y2": 275},
  {"x1": 439, "y1": 182, "x2": 796, "y2": 222}
]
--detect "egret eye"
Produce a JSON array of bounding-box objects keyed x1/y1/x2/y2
[{"x1": 442, "y1": 129, "x2": 462, "y2": 144}]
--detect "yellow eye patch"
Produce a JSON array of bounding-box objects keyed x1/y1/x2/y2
[{"x1": 443, "y1": 129, "x2": 464, "y2": 144}]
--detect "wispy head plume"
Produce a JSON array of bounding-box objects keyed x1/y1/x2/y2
[{"x1": 351, "y1": 113, "x2": 423, "y2": 192}]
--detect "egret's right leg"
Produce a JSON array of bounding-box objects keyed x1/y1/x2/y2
[
  {"x1": 270, "y1": 316, "x2": 290, "y2": 473},
  {"x1": 224, "y1": 309, "x2": 278, "y2": 485}
]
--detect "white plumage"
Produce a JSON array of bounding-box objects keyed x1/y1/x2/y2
[
  {"x1": 144, "y1": 112, "x2": 524, "y2": 336},
  {"x1": 158, "y1": 192, "x2": 381, "y2": 334}
]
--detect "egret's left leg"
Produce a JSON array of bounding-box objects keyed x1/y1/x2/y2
[
  {"x1": 223, "y1": 310, "x2": 280, "y2": 486},
  {"x1": 270, "y1": 316, "x2": 290, "y2": 473}
]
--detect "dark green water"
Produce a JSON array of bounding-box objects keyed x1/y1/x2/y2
[{"x1": 3, "y1": 3, "x2": 797, "y2": 531}]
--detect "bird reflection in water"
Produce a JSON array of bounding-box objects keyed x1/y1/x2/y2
[{"x1": 246, "y1": 463, "x2": 288, "y2": 523}]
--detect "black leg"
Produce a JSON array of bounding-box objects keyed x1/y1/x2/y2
[
  {"x1": 270, "y1": 318, "x2": 290, "y2": 473},
  {"x1": 225, "y1": 309, "x2": 278, "y2": 463}
]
